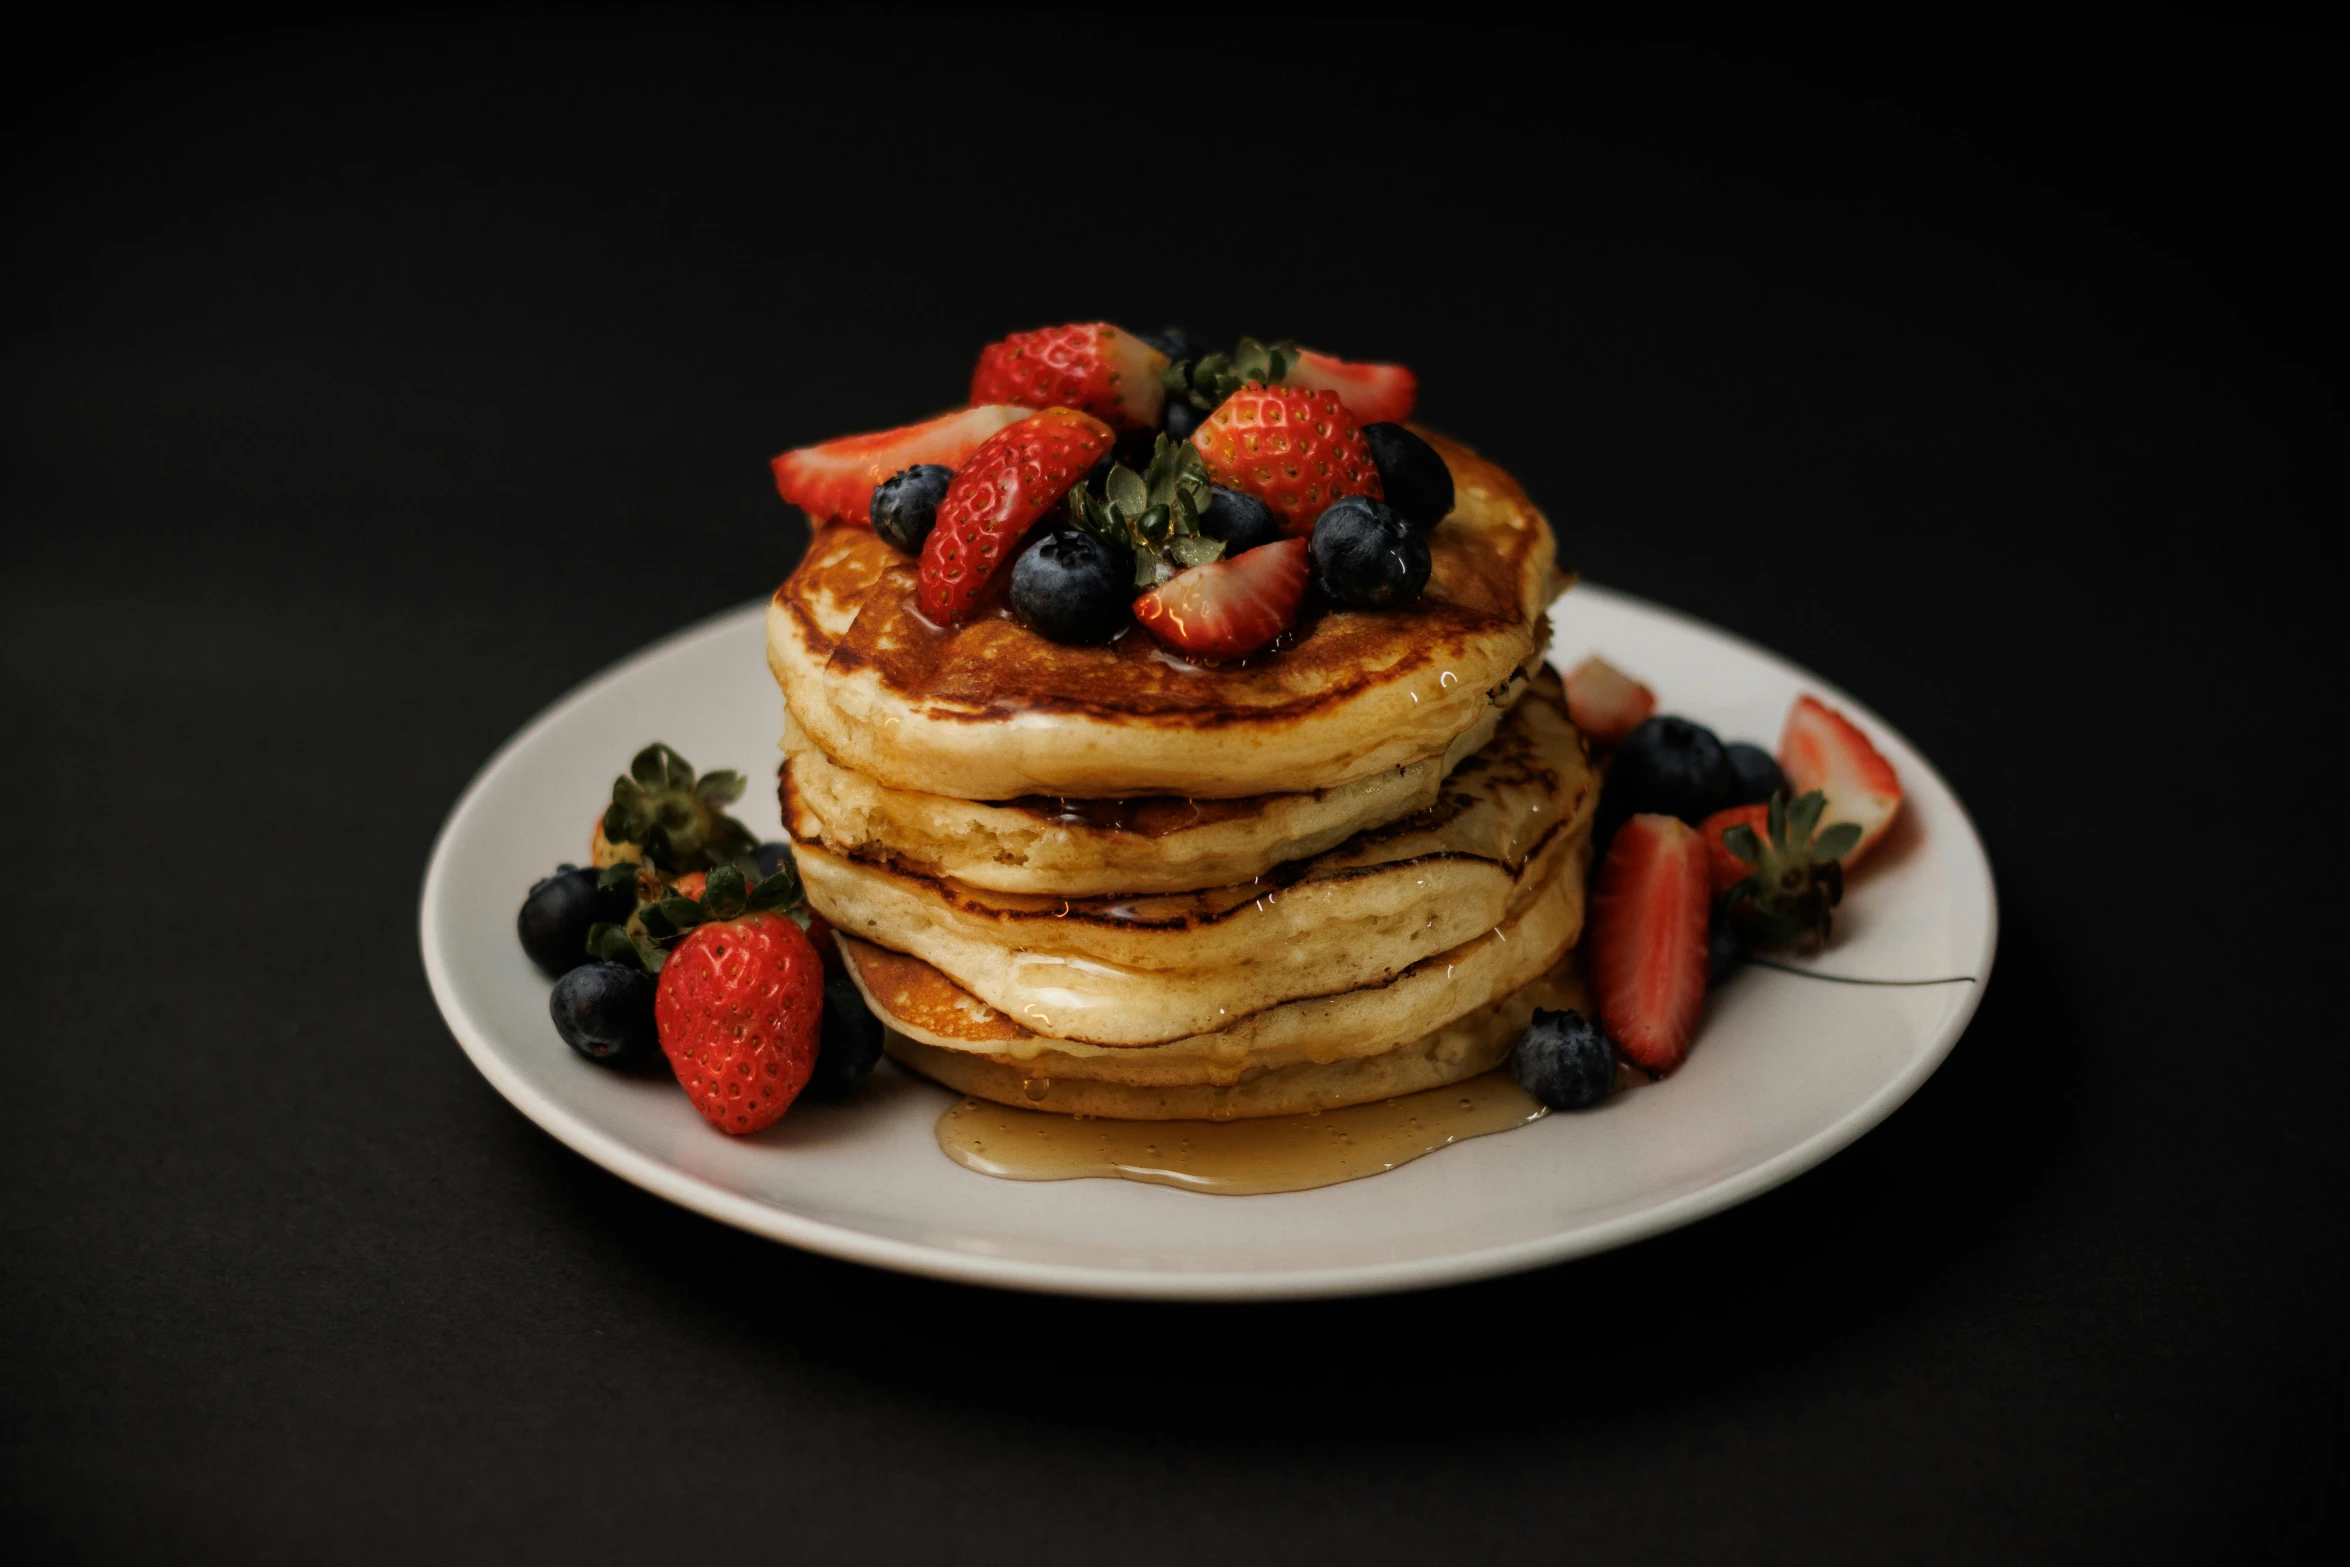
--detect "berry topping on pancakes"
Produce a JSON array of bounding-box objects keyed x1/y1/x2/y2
[
  {"x1": 1010, "y1": 525, "x2": 1132, "y2": 645},
  {"x1": 1132, "y1": 536, "x2": 1310, "y2": 660},
  {"x1": 869, "y1": 463, "x2": 954, "y2": 554},
  {"x1": 917, "y1": 407, "x2": 1115, "y2": 623},
  {"x1": 1191, "y1": 382, "x2": 1382, "y2": 536},
  {"x1": 1284, "y1": 347, "x2": 1418, "y2": 424},
  {"x1": 1310, "y1": 495, "x2": 1428, "y2": 609},
  {"x1": 772, "y1": 404, "x2": 1032, "y2": 526},
  {"x1": 971, "y1": 323, "x2": 1169, "y2": 432},
  {"x1": 772, "y1": 325, "x2": 1453, "y2": 659}
]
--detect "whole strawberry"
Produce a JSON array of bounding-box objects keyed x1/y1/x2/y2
[
  {"x1": 652, "y1": 866, "x2": 823, "y2": 1134},
  {"x1": 918, "y1": 406, "x2": 1115, "y2": 623},
  {"x1": 1190, "y1": 383, "x2": 1382, "y2": 536},
  {"x1": 970, "y1": 323, "x2": 1168, "y2": 431},
  {"x1": 1700, "y1": 789, "x2": 1859, "y2": 949}
]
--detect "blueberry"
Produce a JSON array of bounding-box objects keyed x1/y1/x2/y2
[
  {"x1": 1010, "y1": 525, "x2": 1132, "y2": 644},
  {"x1": 518, "y1": 865, "x2": 633, "y2": 978},
  {"x1": 805, "y1": 971, "x2": 885, "y2": 1100},
  {"x1": 1361, "y1": 423, "x2": 1454, "y2": 529},
  {"x1": 1163, "y1": 399, "x2": 1206, "y2": 443},
  {"x1": 1198, "y1": 484, "x2": 1281, "y2": 555},
  {"x1": 1725, "y1": 742, "x2": 1788, "y2": 806},
  {"x1": 549, "y1": 961, "x2": 658, "y2": 1064},
  {"x1": 752, "y1": 841, "x2": 795, "y2": 881},
  {"x1": 1309, "y1": 495, "x2": 1430, "y2": 609},
  {"x1": 1707, "y1": 915, "x2": 1747, "y2": 987},
  {"x1": 870, "y1": 464, "x2": 953, "y2": 555},
  {"x1": 1600, "y1": 716, "x2": 1737, "y2": 835},
  {"x1": 1509, "y1": 1008, "x2": 1616, "y2": 1110},
  {"x1": 1138, "y1": 325, "x2": 1209, "y2": 364}
]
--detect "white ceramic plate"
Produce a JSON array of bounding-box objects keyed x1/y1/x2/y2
[{"x1": 420, "y1": 587, "x2": 1996, "y2": 1300}]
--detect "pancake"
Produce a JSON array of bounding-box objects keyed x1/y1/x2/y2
[
  {"x1": 795, "y1": 677, "x2": 1595, "y2": 1044},
  {"x1": 832, "y1": 833, "x2": 1588, "y2": 1068},
  {"x1": 767, "y1": 428, "x2": 1563, "y2": 801},
  {"x1": 877, "y1": 956, "x2": 1589, "y2": 1120},
  {"x1": 778, "y1": 637, "x2": 1546, "y2": 896}
]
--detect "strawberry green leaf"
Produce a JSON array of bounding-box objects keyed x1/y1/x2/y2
[
  {"x1": 746, "y1": 858, "x2": 803, "y2": 913},
  {"x1": 1785, "y1": 789, "x2": 1827, "y2": 846},
  {"x1": 1105, "y1": 464, "x2": 1148, "y2": 515},
  {"x1": 702, "y1": 864, "x2": 747, "y2": 919},
  {"x1": 1813, "y1": 821, "x2": 1864, "y2": 860},
  {"x1": 585, "y1": 922, "x2": 641, "y2": 970},
  {"x1": 1168, "y1": 534, "x2": 1225, "y2": 569},
  {"x1": 1722, "y1": 823, "x2": 1765, "y2": 867}
]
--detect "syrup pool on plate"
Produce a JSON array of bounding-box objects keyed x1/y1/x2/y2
[{"x1": 934, "y1": 1072, "x2": 1547, "y2": 1195}]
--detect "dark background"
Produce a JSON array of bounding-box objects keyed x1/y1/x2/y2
[{"x1": 4, "y1": 9, "x2": 2342, "y2": 1561}]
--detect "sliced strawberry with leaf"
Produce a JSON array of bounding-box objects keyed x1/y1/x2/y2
[
  {"x1": 1283, "y1": 348, "x2": 1418, "y2": 424},
  {"x1": 1701, "y1": 791, "x2": 1858, "y2": 947},
  {"x1": 1588, "y1": 812, "x2": 1712, "y2": 1074},
  {"x1": 1778, "y1": 695, "x2": 1903, "y2": 866},
  {"x1": 1563, "y1": 656, "x2": 1657, "y2": 746},
  {"x1": 970, "y1": 323, "x2": 1168, "y2": 432},
  {"x1": 771, "y1": 405, "x2": 1032, "y2": 526},
  {"x1": 917, "y1": 407, "x2": 1116, "y2": 623},
  {"x1": 1133, "y1": 537, "x2": 1309, "y2": 660},
  {"x1": 1190, "y1": 383, "x2": 1382, "y2": 536}
]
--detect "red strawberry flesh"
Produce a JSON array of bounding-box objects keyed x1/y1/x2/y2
[
  {"x1": 1191, "y1": 384, "x2": 1382, "y2": 536},
  {"x1": 1698, "y1": 802, "x2": 1771, "y2": 895},
  {"x1": 772, "y1": 404, "x2": 1032, "y2": 527},
  {"x1": 1284, "y1": 348, "x2": 1418, "y2": 424},
  {"x1": 1563, "y1": 656, "x2": 1658, "y2": 745},
  {"x1": 970, "y1": 323, "x2": 1168, "y2": 431},
  {"x1": 1133, "y1": 537, "x2": 1310, "y2": 660},
  {"x1": 655, "y1": 910, "x2": 823, "y2": 1135},
  {"x1": 917, "y1": 407, "x2": 1115, "y2": 624},
  {"x1": 1778, "y1": 696, "x2": 1903, "y2": 865},
  {"x1": 1589, "y1": 813, "x2": 1712, "y2": 1073}
]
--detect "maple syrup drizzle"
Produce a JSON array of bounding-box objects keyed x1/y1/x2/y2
[{"x1": 935, "y1": 1072, "x2": 1546, "y2": 1195}]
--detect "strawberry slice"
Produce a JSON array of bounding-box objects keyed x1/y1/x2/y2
[
  {"x1": 970, "y1": 323, "x2": 1168, "y2": 432},
  {"x1": 1283, "y1": 348, "x2": 1418, "y2": 424},
  {"x1": 1588, "y1": 813, "x2": 1712, "y2": 1073},
  {"x1": 917, "y1": 407, "x2": 1116, "y2": 624},
  {"x1": 1133, "y1": 537, "x2": 1310, "y2": 660},
  {"x1": 1563, "y1": 656, "x2": 1657, "y2": 745},
  {"x1": 1191, "y1": 383, "x2": 1382, "y2": 536},
  {"x1": 772, "y1": 405, "x2": 1032, "y2": 527},
  {"x1": 1778, "y1": 696, "x2": 1903, "y2": 866}
]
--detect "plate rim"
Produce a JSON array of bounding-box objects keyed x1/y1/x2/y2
[{"x1": 419, "y1": 585, "x2": 1998, "y2": 1301}]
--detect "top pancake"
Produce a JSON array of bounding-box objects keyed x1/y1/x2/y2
[{"x1": 766, "y1": 429, "x2": 1562, "y2": 800}]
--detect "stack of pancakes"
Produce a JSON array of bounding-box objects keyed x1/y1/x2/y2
[{"x1": 765, "y1": 432, "x2": 1596, "y2": 1119}]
